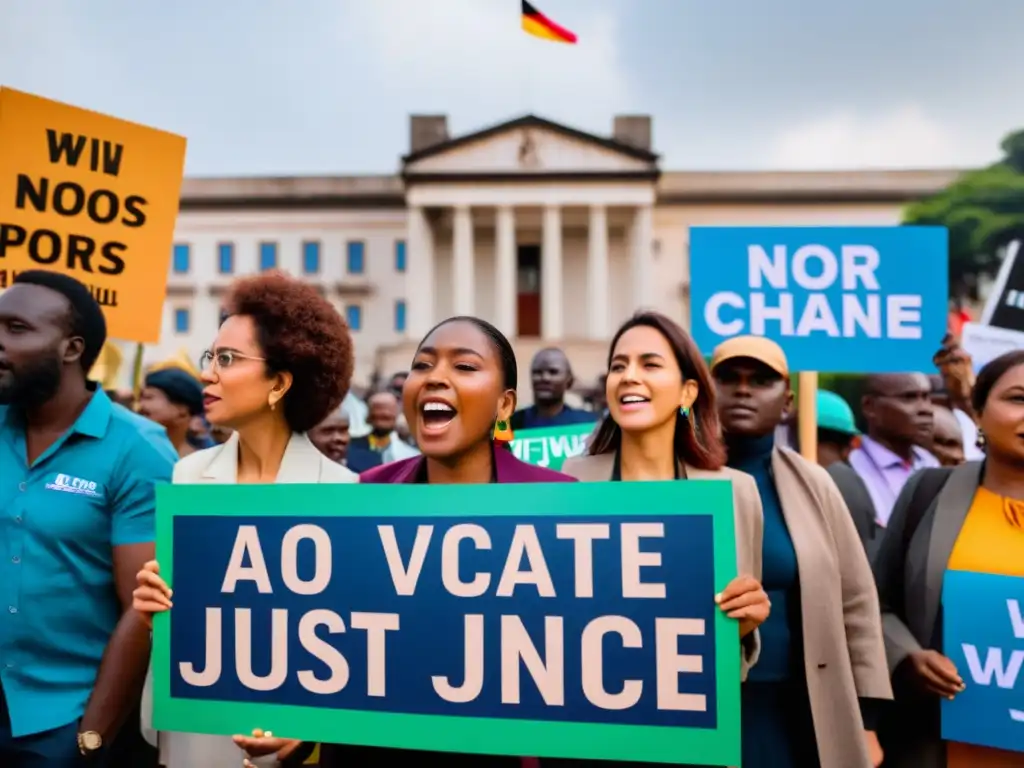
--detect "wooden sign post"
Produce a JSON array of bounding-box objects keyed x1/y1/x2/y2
[{"x1": 797, "y1": 371, "x2": 818, "y2": 462}]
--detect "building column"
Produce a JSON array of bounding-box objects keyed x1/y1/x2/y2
[
  {"x1": 587, "y1": 205, "x2": 609, "y2": 339},
  {"x1": 541, "y1": 204, "x2": 563, "y2": 340},
  {"x1": 406, "y1": 206, "x2": 435, "y2": 338},
  {"x1": 631, "y1": 204, "x2": 654, "y2": 311},
  {"x1": 452, "y1": 205, "x2": 475, "y2": 316},
  {"x1": 495, "y1": 205, "x2": 517, "y2": 336}
]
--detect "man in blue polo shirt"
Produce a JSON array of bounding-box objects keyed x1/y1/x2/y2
[{"x1": 0, "y1": 271, "x2": 176, "y2": 766}]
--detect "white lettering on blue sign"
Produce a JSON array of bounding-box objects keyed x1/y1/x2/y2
[
  {"x1": 178, "y1": 523, "x2": 707, "y2": 713},
  {"x1": 959, "y1": 599, "x2": 1024, "y2": 690},
  {"x1": 702, "y1": 244, "x2": 922, "y2": 340}
]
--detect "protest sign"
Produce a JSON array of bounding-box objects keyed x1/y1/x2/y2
[
  {"x1": 153, "y1": 481, "x2": 741, "y2": 765},
  {"x1": 0, "y1": 87, "x2": 187, "y2": 342},
  {"x1": 942, "y1": 569, "x2": 1024, "y2": 753},
  {"x1": 510, "y1": 422, "x2": 595, "y2": 470},
  {"x1": 961, "y1": 322, "x2": 1024, "y2": 373},
  {"x1": 689, "y1": 226, "x2": 948, "y2": 372},
  {"x1": 980, "y1": 240, "x2": 1024, "y2": 333}
]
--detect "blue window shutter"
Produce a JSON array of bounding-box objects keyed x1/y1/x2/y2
[
  {"x1": 395, "y1": 240, "x2": 407, "y2": 273},
  {"x1": 259, "y1": 242, "x2": 277, "y2": 271},
  {"x1": 218, "y1": 243, "x2": 235, "y2": 274},
  {"x1": 174, "y1": 308, "x2": 190, "y2": 333},
  {"x1": 347, "y1": 241, "x2": 365, "y2": 274},
  {"x1": 345, "y1": 304, "x2": 362, "y2": 330},
  {"x1": 302, "y1": 241, "x2": 320, "y2": 274},
  {"x1": 394, "y1": 300, "x2": 406, "y2": 332},
  {"x1": 172, "y1": 243, "x2": 190, "y2": 273}
]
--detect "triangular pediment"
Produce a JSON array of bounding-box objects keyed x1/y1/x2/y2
[{"x1": 402, "y1": 115, "x2": 658, "y2": 178}]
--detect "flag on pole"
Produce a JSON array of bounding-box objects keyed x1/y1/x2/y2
[{"x1": 521, "y1": 0, "x2": 578, "y2": 44}]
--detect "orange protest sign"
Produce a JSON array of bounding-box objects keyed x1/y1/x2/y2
[{"x1": 0, "y1": 87, "x2": 186, "y2": 342}]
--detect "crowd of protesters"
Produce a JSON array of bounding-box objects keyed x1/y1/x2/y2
[{"x1": 1, "y1": 267, "x2": 1020, "y2": 767}]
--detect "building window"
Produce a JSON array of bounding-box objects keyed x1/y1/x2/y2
[
  {"x1": 174, "y1": 308, "x2": 190, "y2": 334},
  {"x1": 345, "y1": 304, "x2": 362, "y2": 331},
  {"x1": 218, "y1": 242, "x2": 235, "y2": 274},
  {"x1": 347, "y1": 241, "x2": 365, "y2": 275},
  {"x1": 394, "y1": 300, "x2": 406, "y2": 332},
  {"x1": 302, "y1": 241, "x2": 320, "y2": 274},
  {"x1": 172, "y1": 243, "x2": 190, "y2": 274},
  {"x1": 394, "y1": 240, "x2": 407, "y2": 273},
  {"x1": 259, "y1": 242, "x2": 277, "y2": 271}
]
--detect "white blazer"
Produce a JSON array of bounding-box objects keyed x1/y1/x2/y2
[{"x1": 141, "y1": 432, "x2": 357, "y2": 768}]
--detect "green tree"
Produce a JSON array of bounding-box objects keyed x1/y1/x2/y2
[{"x1": 903, "y1": 128, "x2": 1024, "y2": 297}]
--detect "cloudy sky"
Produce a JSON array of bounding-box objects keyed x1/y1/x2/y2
[{"x1": 2, "y1": 0, "x2": 1021, "y2": 176}]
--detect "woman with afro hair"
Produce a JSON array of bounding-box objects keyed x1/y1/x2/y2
[{"x1": 133, "y1": 270, "x2": 356, "y2": 767}]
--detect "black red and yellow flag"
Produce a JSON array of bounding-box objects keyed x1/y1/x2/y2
[{"x1": 521, "y1": 0, "x2": 578, "y2": 44}]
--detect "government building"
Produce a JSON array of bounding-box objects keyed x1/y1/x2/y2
[{"x1": 151, "y1": 113, "x2": 957, "y2": 396}]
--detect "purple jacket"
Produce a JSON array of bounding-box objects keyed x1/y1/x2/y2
[
  {"x1": 331, "y1": 446, "x2": 566, "y2": 768},
  {"x1": 359, "y1": 444, "x2": 576, "y2": 484}
]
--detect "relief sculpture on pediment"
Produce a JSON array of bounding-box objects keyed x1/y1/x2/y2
[{"x1": 517, "y1": 129, "x2": 540, "y2": 169}]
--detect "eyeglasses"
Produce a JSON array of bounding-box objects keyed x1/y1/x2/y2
[{"x1": 200, "y1": 349, "x2": 266, "y2": 371}]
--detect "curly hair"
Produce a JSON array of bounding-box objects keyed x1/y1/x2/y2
[{"x1": 223, "y1": 270, "x2": 354, "y2": 433}]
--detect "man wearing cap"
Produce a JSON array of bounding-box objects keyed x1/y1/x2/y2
[
  {"x1": 0, "y1": 271, "x2": 175, "y2": 766},
  {"x1": 138, "y1": 368, "x2": 205, "y2": 458},
  {"x1": 813, "y1": 391, "x2": 885, "y2": 559},
  {"x1": 711, "y1": 335, "x2": 890, "y2": 768}
]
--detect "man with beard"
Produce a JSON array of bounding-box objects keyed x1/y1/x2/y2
[
  {"x1": 349, "y1": 390, "x2": 419, "y2": 463},
  {"x1": 848, "y1": 373, "x2": 939, "y2": 528},
  {"x1": 0, "y1": 271, "x2": 175, "y2": 766},
  {"x1": 511, "y1": 347, "x2": 598, "y2": 430}
]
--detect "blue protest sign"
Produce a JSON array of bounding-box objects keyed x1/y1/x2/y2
[
  {"x1": 942, "y1": 569, "x2": 1024, "y2": 753},
  {"x1": 152, "y1": 481, "x2": 741, "y2": 765},
  {"x1": 689, "y1": 226, "x2": 948, "y2": 372}
]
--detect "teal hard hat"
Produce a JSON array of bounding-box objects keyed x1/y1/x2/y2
[{"x1": 817, "y1": 391, "x2": 859, "y2": 436}]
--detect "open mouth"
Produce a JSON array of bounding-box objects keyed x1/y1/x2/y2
[
  {"x1": 420, "y1": 401, "x2": 457, "y2": 431},
  {"x1": 618, "y1": 394, "x2": 650, "y2": 410}
]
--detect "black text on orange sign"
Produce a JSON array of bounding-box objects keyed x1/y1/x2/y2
[{"x1": 0, "y1": 129, "x2": 151, "y2": 277}]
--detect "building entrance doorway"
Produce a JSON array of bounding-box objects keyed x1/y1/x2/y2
[{"x1": 516, "y1": 245, "x2": 541, "y2": 337}]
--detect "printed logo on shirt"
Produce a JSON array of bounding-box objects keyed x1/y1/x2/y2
[{"x1": 45, "y1": 473, "x2": 102, "y2": 497}]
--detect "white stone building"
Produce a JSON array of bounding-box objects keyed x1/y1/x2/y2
[{"x1": 147, "y1": 113, "x2": 958, "y2": 399}]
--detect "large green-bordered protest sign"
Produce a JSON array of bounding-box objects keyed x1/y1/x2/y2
[
  {"x1": 153, "y1": 481, "x2": 741, "y2": 765},
  {"x1": 510, "y1": 422, "x2": 594, "y2": 470}
]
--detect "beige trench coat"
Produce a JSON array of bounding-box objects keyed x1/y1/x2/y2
[
  {"x1": 768, "y1": 447, "x2": 892, "y2": 767},
  {"x1": 562, "y1": 448, "x2": 892, "y2": 768}
]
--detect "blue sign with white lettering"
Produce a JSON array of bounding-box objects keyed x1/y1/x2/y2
[
  {"x1": 152, "y1": 481, "x2": 743, "y2": 765},
  {"x1": 942, "y1": 570, "x2": 1024, "y2": 753},
  {"x1": 689, "y1": 226, "x2": 948, "y2": 372}
]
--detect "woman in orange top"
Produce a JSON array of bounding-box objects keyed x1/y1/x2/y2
[{"x1": 874, "y1": 350, "x2": 1024, "y2": 767}]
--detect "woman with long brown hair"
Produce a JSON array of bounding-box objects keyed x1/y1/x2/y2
[{"x1": 551, "y1": 311, "x2": 769, "y2": 767}]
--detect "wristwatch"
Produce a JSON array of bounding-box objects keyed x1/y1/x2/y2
[{"x1": 77, "y1": 730, "x2": 103, "y2": 757}]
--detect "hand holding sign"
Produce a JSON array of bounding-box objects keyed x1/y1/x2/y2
[
  {"x1": 714, "y1": 574, "x2": 769, "y2": 638},
  {"x1": 234, "y1": 729, "x2": 301, "y2": 764},
  {"x1": 133, "y1": 559, "x2": 172, "y2": 628},
  {"x1": 908, "y1": 649, "x2": 965, "y2": 699}
]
